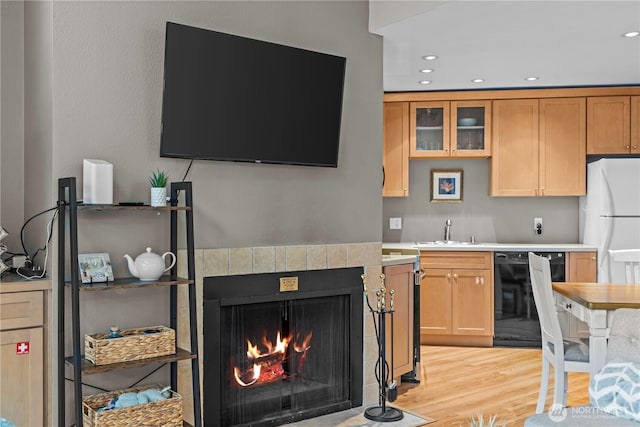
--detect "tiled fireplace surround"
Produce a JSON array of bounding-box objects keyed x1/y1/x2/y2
[{"x1": 176, "y1": 242, "x2": 383, "y2": 425}]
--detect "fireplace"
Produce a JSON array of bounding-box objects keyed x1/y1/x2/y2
[{"x1": 203, "y1": 267, "x2": 364, "y2": 427}]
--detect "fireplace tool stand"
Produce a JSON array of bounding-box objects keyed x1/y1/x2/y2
[{"x1": 361, "y1": 274, "x2": 403, "y2": 422}]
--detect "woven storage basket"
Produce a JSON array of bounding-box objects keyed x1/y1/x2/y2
[
  {"x1": 82, "y1": 385, "x2": 182, "y2": 427},
  {"x1": 85, "y1": 325, "x2": 175, "y2": 365}
]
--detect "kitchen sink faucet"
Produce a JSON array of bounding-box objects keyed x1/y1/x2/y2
[{"x1": 444, "y1": 219, "x2": 452, "y2": 241}]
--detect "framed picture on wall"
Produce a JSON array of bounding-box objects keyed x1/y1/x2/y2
[
  {"x1": 430, "y1": 169, "x2": 463, "y2": 202},
  {"x1": 78, "y1": 253, "x2": 114, "y2": 284}
]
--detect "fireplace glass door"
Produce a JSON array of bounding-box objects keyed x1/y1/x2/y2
[{"x1": 221, "y1": 295, "x2": 351, "y2": 426}]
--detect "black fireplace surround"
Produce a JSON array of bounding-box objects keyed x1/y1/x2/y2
[{"x1": 203, "y1": 267, "x2": 364, "y2": 427}]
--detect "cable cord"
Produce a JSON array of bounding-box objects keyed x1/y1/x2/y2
[
  {"x1": 181, "y1": 159, "x2": 194, "y2": 182},
  {"x1": 20, "y1": 206, "x2": 59, "y2": 262},
  {"x1": 16, "y1": 207, "x2": 58, "y2": 280}
]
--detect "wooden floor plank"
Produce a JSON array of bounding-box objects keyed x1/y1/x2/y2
[{"x1": 392, "y1": 345, "x2": 590, "y2": 426}]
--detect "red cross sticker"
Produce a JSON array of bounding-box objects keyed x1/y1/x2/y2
[{"x1": 16, "y1": 341, "x2": 30, "y2": 355}]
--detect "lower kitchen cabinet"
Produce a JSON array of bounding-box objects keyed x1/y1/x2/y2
[
  {"x1": 565, "y1": 251, "x2": 597, "y2": 338},
  {"x1": 567, "y1": 251, "x2": 597, "y2": 282},
  {"x1": 0, "y1": 277, "x2": 51, "y2": 427},
  {"x1": 383, "y1": 262, "x2": 414, "y2": 379},
  {"x1": 420, "y1": 251, "x2": 493, "y2": 346}
]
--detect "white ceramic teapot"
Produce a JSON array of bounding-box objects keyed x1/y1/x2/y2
[{"x1": 124, "y1": 247, "x2": 176, "y2": 281}]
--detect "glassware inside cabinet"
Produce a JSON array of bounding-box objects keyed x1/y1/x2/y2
[
  {"x1": 415, "y1": 106, "x2": 444, "y2": 151},
  {"x1": 456, "y1": 106, "x2": 485, "y2": 150}
]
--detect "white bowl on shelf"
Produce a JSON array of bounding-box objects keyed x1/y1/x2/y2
[{"x1": 457, "y1": 118, "x2": 477, "y2": 126}]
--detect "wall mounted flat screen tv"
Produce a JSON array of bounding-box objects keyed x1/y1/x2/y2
[{"x1": 160, "y1": 22, "x2": 346, "y2": 167}]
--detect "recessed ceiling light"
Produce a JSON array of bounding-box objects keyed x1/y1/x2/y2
[
  {"x1": 420, "y1": 69, "x2": 434, "y2": 73},
  {"x1": 471, "y1": 78, "x2": 485, "y2": 83},
  {"x1": 422, "y1": 55, "x2": 438, "y2": 61},
  {"x1": 525, "y1": 76, "x2": 539, "y2": 81},
  {"x1": 419, "y1": 80, "x2": 432, "y2": 85},
  {"x1": 623, "y1": 31, "x2": 640, "y2": 38}
]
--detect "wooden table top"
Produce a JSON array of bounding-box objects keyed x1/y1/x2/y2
[{"x1": 552, "y1": 282, "x2": 640, "y2": 310}]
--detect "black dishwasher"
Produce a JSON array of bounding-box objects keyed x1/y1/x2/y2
[{"x1": 493, "y1": 251, "x2": 565, "y2": 348}]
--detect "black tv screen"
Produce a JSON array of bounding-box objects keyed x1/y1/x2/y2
[{"x1": 160, "y1": 22, "x2": 346, "y2": 167}]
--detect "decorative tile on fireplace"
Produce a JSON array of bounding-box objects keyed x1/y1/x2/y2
[{"x1": 176, "y1": 242, "x2": 383, "y2": 426}]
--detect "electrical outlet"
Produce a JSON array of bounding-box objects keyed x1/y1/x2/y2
[
  {"x1": 389, "y1": 217, "x2": 402, "y2": 230},
  {"x1": 534, "y1": 217, "x2": 543, "y2": 236}
]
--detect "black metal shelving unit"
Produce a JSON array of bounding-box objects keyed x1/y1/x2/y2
[{"x1": 57, "y1": 177, "x2": 201, "y2": 427}]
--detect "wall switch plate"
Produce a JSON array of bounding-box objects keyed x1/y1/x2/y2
[
  {"x1": 389, "y1": 217, "x2": 402, "y2": 230},
  {"x1": 534, "y1": 217, "x2": 543, "y2": 236}
]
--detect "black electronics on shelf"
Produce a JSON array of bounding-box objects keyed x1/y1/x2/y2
[{"x1": 57, "y1": 177, "x2": 202, "y2": 427}]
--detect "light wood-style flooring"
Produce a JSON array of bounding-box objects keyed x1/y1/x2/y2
[{"x1": 393, "y1": 345, "x2": 591, "y2": 426}]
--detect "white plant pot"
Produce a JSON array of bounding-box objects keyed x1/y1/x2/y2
[{"x1": 150, "y1": 187, "x2": 167, "y2": 207}]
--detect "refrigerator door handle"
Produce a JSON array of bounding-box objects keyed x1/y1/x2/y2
[
  {"x1": 602, "y1": 168, "x2": 615, "y2": 217},
  {"x1": 600, "y1": 217, "x2": 614, "y2": 280}
]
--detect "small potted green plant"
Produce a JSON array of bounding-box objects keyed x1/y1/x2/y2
[{"x1": 149, "y1": 169, "x2": 168, "y2": 207}]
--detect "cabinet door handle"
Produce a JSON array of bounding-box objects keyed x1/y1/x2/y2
[
  {"x1": 540, "y1": 188, "x2": 544, "y2": 196},
  {"x1": 566, "y1": 303, "x2": 572, "y2": 310},
  {"x1": 480, "y1": 275, "x2": 485, "y2": 285},
  {"x1": 534, "y1": 188, "x2": 538, "y2": 196},
  {"x1": 626, "y1": 145, "x2": 631, "y2": 149}
]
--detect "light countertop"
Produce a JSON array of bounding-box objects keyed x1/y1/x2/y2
[
  {"x1": 0, "y1": 272, "x2": 52, "y2": 293},
  {"x1": 381, "y1": 254, "x2": 419, "y2": 267},
  {"x1": 383, "y1": 242, "x2": 597, "y2": 252}
]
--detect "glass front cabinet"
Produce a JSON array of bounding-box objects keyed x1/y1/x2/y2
[{"x1": 409, "y1": 100, "x2": 491, "y2": 158}]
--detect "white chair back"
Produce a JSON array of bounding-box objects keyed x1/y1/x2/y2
[
  {"x1": 528, "y1": 253, "x2": 564, "y2": 354},
  {"x1": 608, "y1": 249, "x2": 640, "y2": 284}
]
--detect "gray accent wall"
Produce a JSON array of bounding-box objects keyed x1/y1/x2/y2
[
  {"x1": 0, "y1": 1, "x2": 25, "y2": 251},
  {"x1": 4, "y1": 2, "x2": 382, "y2": 423},
  {"x1": 383, "y1": 158, "x2": 580, "y2": 244},
  {"x1": 5, "y1": 1, "x2": 383, "y2": 257},
  {"x1": 48, "y1": 1, "x2": 382, "y2": 251}
]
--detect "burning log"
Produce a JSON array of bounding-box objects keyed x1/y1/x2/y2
[{"x1": 232, "y1": 330, "x2": 313, "y2": 387}]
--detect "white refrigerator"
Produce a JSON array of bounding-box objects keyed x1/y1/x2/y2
[{"x1": 579, "y1": 158, "x2": 640, "y2": 283}]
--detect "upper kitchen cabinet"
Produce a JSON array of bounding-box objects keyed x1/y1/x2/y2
[
  {"x1": 587, "y1": 96, "x2": 638, "y2": 154},
  {"x1": 383, "y1": 102, "x2": 410, "y2": 197},
  {"x1": 409, "y1": 100, "x2": 491, "y2": 159},
  {"x1": 491, "y1": 97, "x2": 586, "y2": 197}
]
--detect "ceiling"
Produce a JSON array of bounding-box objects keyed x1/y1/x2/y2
[{"x1": 370, "y1": 1, "x2": 640, "y2": 92}]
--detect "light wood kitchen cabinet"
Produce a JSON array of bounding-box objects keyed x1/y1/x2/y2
[
  {"x1": 565, "y1": 251, "x2": 597, "y2": 338},
  {"x1": 587, "y1": 96, "x2": 638, "y2": 154},
  {"x1": 383, "y1": 102, "x2": 410, "y2": 197},
  {"x1": 567, "y1": 251, "x2": 597, "y2": 282},
  {"x1": 383, "y1": 263, "x2": 414, "y2": 379},
  {"x1": 491, "y1": 97, "x2": 586, "y2": 196},
  {"x1": 0, "y1": 276, "x2": 51, "y2": 427},
  {"x1": 420, "y1": 251, "x2": 493, "y2": 346},
  {"x1": 409, "y1": 100, "x2": 491, "y2": 159}
]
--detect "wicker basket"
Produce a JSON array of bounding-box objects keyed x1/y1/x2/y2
[
  {"x1": 82, "y1": 385, "x2": 182, "y2": 427},
  {"x1": 85, "y1": 325, "x2": 175, "y2": 365}
]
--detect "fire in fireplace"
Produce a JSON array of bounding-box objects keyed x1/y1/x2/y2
[
  {"x1": 232, "y1": 328, "x2": 313, "y2": 387},
  {"x1": 203, "y1": 267, "x2": 363, "y2": 427}
]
